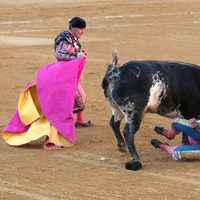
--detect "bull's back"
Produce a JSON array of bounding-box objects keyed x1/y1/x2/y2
[
  {"x1": 119, "y1": 60, "x2": 200, "y2": 118},
  {"x1": 121, "y1": 60, "x2": 200, "y2": 93}
]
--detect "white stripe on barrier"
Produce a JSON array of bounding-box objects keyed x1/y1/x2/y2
[
  {"x1": 0, "y1": 11, "x2": 200, "y2": 26},
  {"x1": 0, "y1": 20, "x2": 200, "y2": 34},
  {"x1": 0, "y1": 10, "x2": 200, "y2": 35},
  {"x1": 0, "y1": 19, "x2": 43, "y2": 25}
]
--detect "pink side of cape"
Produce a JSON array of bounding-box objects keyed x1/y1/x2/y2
[{"x1": 3, "y1": 58, "x2": 85, "y2": 143}]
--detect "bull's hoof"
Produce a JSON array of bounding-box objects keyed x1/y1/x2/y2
[{"x1": 125, "y1": 160, "x2": 142, "y2": 171}]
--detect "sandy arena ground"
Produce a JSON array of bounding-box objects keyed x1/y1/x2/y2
[{"x1": 1, "y1": 0, "x2": 200, "y2": 199}]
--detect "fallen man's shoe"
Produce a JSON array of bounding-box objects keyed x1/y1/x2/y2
[
  {"x1": 75, "y1": 120, "x2": 94, "y2": 128},
  {"x1": 154, "y1": 126, "x2": 164, "y2": 135},
  {"x1": 150, "y1": 139, "x2": 169, "y2": 149}
]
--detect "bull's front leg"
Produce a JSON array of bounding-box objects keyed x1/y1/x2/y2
[
  {"x1": 109, "y1": 110, "x2": 126, "y2": 152},
  {"x1": 123, "y1": 122, "x2": 142, "y2": 170}
]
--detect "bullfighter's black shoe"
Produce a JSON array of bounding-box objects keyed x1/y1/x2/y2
[{"x1": 75, "y1": 120, "x2": 93, "y2": 128}]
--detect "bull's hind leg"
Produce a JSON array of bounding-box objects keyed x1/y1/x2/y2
[
  {"x1": 109, "y1": 109, "x2": 126, "y2": 152},
  {"x1": 118, "y1": 98, "x2": 144, "y2": 170},
  {"x1": 123, "y1": 121, "x2": 142, "y2": 171}
]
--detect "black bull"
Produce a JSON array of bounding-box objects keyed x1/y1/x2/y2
[{"x1": 102, "y1": 59, "x2": 200, "y2": 170}]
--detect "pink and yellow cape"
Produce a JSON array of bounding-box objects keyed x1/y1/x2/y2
[{"x1": 1, "y1": 58, "x2": 86, "y2": 149}]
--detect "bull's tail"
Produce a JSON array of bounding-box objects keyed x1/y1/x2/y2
[
  {"x1": 102, "y1": 65, "x2": 114, "y2": 90},
  {"x1": 102, "y1": 66, "x2": 120, "y2": 90},
  {"x1": 102, "y1": 49, "x2": 120, "y2": 90},
  {"x1": 111, "y1": 48, "x2": 118, "y2": 66}
]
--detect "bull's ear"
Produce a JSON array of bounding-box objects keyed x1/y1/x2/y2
[{"x1": 111, "y1": 48, "x2": 118, "y2": 66}]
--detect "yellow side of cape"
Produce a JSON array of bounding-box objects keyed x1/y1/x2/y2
[{"x1": 1, "y1": 84, "x2": 73, "y2": 149}]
